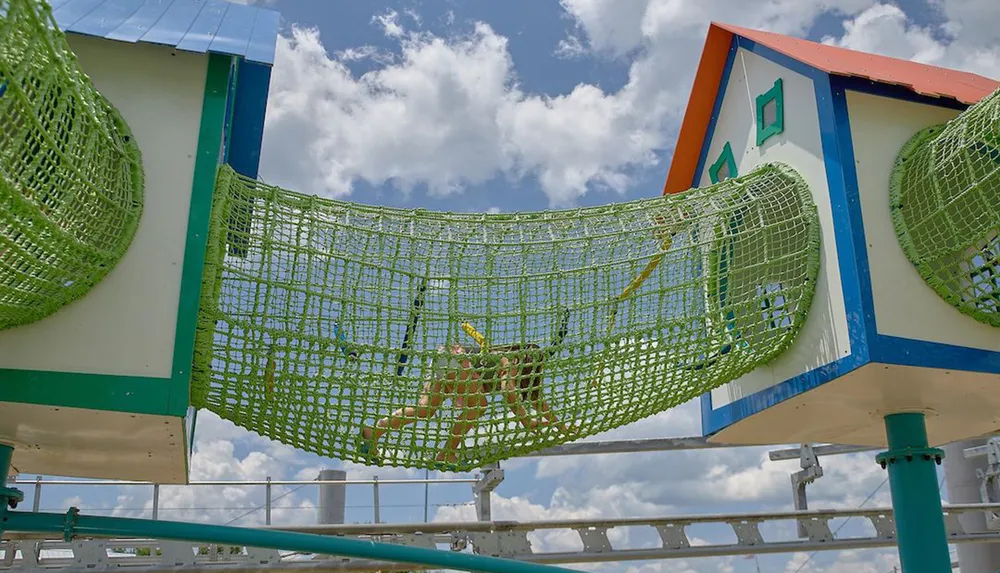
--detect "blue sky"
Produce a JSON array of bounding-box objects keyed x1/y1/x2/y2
[{"x1": 17, "y1": 0, "x2": 1000, "y2": 572}]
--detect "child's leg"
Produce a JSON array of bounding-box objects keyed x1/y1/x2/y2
[
  {"x1": 437, "y1": 391, "x2": 488, "y2": 463},
  {"x1": 532, "y1": 397, "x2": 572, "y2": 434},
  {"x1": 499, "y1": 357, "x2": 543, "y2": 429},
  {"x1": 361, "y1": 378, "x2": 446, "y2": 451}
]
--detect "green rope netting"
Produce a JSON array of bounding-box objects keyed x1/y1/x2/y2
[
  {"x1": 0, "y1": 0, "x2": 144, "y2": 330},
  {"x1": 192, "y1": 162, "x2": 820, "y2": 471},
  {"x1": 890, "y1": 86, "x2": 1000, "y2": 327}
]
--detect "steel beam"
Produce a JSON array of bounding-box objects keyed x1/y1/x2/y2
[
  {"x1": 7, "y1": 504, "x2": 1000, "y2": 571},
  {"x1": 528, "y1": 437, "x2": 734, "y2": 457},
  {"x1": 767, "y1": 444, "x2": 875, "y2": 461}
]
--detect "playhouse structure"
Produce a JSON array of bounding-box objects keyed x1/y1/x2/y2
[
  {"x1": 0, "y1": 0, "x2": 998, "y2": 572},
  {"x1": 0, "y1": 0, "x2": 279, "y2": 484},
  {"x1": 664, "y1": 23, "x2": 1000, "y2": 448}
]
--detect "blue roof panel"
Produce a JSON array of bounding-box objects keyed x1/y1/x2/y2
[
  {"x1": 70, "y1": 0, "x2": 144, "y2": 38},
  {"x1": 207, "y1": 2, "x2": 257, "y2": 59},
  {"x1": 54, "y1": 0, "x2": 279, "y2": 65},
  {"x1": 105, "y1": 0, "x2": 175, "y2": 44},
  {"x1": 135, "y1": 0, "x2": 208, "y2": 48},
  {"x1": 53, "y1": 0, "x2": 107, "y2": 29},
  {"x1": 243, "y1": 5, "x2": 279, "y2": 66},
  {"x1": 174, "y1": 0, "x2": 229, "y2": 54},
  {"x1": 47, "y1": 0, "x2": 76, "y2": 11}
]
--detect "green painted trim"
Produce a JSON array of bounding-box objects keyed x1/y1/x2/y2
[
  {"x1": 0, "y1": 371, "x2": 173, "y2": 415},
  {"x1": 0, "y1": 54, "x2": 234, "y2": 418},
  {"x1": 167, "y1": 53, "x2": 233, "y2": 415},
  {"x1": 709, "y1": 142, "x2": 738, "y2": 184},
  {"x1": 755, "y1": 78, "x2": 784, "y2": 146}
]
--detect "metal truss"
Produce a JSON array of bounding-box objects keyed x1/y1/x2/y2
[{"x1": 5, "y1": 504, "x2": 1000, "y2": 572}]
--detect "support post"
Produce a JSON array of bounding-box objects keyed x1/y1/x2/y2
[
  {"x1": 877, "y1": 413, "x2": 949, "y2": 572},
  {"x1": 423, "y1": 468, "x2": 430, "y2": 522},
  {"x1": 265, "y1": 477, "x2": 272, "y2": 526},
  {"x1": 317, "y1": 470, "x2": 346, "y2": 525},
  {"x1": 32, "y1": 476, "x2": 41, "y2": 513},
  {"x1": 372, "y1": 476, "x2": 380, "y2": 524},
  {"x1": 152, "y1": 484, "x2": 160, "y2": 520}
]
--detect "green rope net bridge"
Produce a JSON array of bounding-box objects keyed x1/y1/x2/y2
[
  {"x1": 1, "y1": 0, "x2": 997, "y2": 473},
  {"x1": 891, "y1": 87, "x2": 1000, "y2": 327},
  {"x1": 193, "y1": 163, "x2": 821, "y2": 470},
  {"x1": 0, "y1": 0, "x2": 143, "y2": 329}
]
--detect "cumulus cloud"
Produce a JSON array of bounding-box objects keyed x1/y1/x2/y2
[
  {"x1": 822, "y1": 1, "x2": 1000, "y2": 77},
  {"x1": 257, "y1": 0, "x2": 998, "y2": 211},
  {"x1": 259, "y1": 12, "x2": 666, "y2": 207},
  {"x1": 80, "y1": 1, "x2": 1000, "y2": 570}
]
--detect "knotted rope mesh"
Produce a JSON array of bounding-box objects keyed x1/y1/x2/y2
[
  {"x1": 891, "y1": 86, "x2": 1000, "y2": 327},
  {"x1": 0, "y1": 0, "x2": 144, "y2": 330},
  {"x1": 192, "y1": 162, "x2": 820, "y2": 471}
]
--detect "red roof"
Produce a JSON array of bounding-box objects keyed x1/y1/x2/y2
[{"x1": 663, "y1": 22, "x2": 999, "y2": 195}]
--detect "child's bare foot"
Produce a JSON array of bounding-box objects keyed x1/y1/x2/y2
[{"x1": 357, "y1": 426, "x2": 381, "y2": 464}]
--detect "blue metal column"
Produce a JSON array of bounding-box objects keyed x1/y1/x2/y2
[{"x1": 878, "y1": 412, "x2": 950, "y2": 572}]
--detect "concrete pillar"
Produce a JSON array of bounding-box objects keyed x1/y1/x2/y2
[
  {"x1": 944, "y1": 437, "x2": 1000, "y2": 573},
  {"x1": 318, "y1": 469, "x2": 346, "y2": 525}
]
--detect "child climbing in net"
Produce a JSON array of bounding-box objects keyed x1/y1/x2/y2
[{"x1": 358, "y1": 315, "x2": 573, "y2": 470}]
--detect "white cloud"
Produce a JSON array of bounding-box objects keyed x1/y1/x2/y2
[
  {"x1": 257, "y1": 0, "x2": 999, "y2": 211},
  {"x1": 63, "y1": 1, "x2": 996, "y2": 570},
  {"x1": 822, "y1": 1, "x2": 1000, "y2": 77},
  {"x1": 259, "y1": 15, "x2": 667, "y2": 206}
]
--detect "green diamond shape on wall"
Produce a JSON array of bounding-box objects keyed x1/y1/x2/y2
[
  {"x1": 709, "y1": 141, "x2": 738, "y2": 184},
  {"x1": 756, "y1": 78, "x2": 785, "y2": 146}
]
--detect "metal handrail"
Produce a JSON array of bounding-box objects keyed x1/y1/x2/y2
[{"x1": 7, "y1": 478, "x2": 477, "y2": 486}]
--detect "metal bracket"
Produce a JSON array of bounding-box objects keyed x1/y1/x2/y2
[
  {"x1": 575, "y1": 526, "x2": 612, "y2": 553},
  {"x1": 964, "y1": 436, "x2": 1000, "y2": 531},
  {"x1": 790, "y1": 444, "x2": 823, "y2": 538},
  {"x1": 0, "y1": 486, "x2": 24, "y2": 510},
  {"x1": 472, "y1": 463, "x2": 504, "y2": 523}
]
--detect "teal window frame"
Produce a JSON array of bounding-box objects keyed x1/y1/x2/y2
[
  {"x1": 709, "y1": 142, "x2": 738, "y2": 184},
  {"x1": 756, "y1": 78, "x2": 785, "y2": 146}
]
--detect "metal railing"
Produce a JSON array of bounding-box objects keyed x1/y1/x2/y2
[{"x1": 7, "y1": 476, "x2": 480, "y2": 526}]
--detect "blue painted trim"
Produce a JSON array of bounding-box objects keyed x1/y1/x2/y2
[
  {"x1": 834, "y1": 76, "x2": 969, "y2": 111},
  {"x1": 735, "y1": 38, "x2": 819, "y2": 84},
  {"x1": 826, "y1": 76, "x2": 1000, "y2": 375},
  {"x1": 824, "y1": 76, "x2": 877, "y2": 348},
  {"x1": 702, "y1": 352, "x2": 868, "y2": 431},
  {"x1": 691, "y1": 37, "x2": 738, "y2": 189},
  {"x1": 875, "y1": 335, "x2": 1000, "y2": 374},
  {"x1": 700, "y1": 38, "x2": 873, "y2": 436},
  {"x1": 700, "y1": 36, "x2": 999, "y2": 436},
  {"x1": 228, "y1": 59, "x2": 271, "y2": 179},
  {"x1": 223, "y1": 59, "x2": 272, "y2": 258}
]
